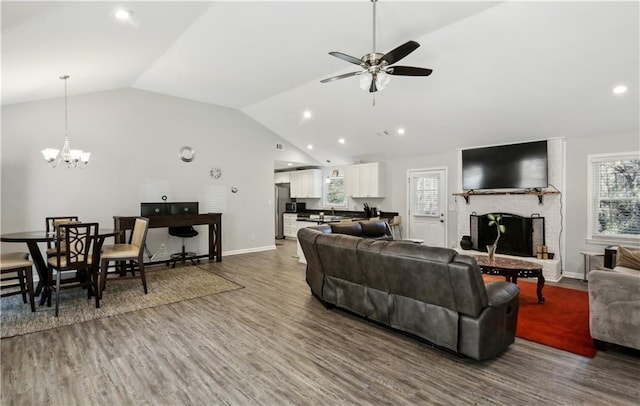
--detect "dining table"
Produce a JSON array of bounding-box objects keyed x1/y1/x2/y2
[{"x1": 1, "y1": 228, "x2": 119, "y2": 306}]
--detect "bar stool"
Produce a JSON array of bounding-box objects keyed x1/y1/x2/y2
[
  {"x1": 167, "y1": 226, "x2": 200, "y2": 268},
  {"x1": 388, "y1": 216, "x2": 402, "y2": 240},
  {"x1": 1, "y1": 252, "x2": 36, "y2": 312}
]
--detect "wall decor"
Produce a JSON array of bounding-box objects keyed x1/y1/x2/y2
[
  {"x1": 179, "y1": 146, "x2": 195, "y2": 162},
  {"x1": 210, "y1": 167, "x2": 222, "y2": 179}
]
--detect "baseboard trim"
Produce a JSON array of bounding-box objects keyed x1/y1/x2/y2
[
  {"x1": 223, "y1": 245, "x2": 276, "y2": 256},
  {"x1": 562, "y1": 271, "x2": 584, "y2": 281}
]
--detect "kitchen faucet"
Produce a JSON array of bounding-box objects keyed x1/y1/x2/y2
[{"x1": 330, "y1": 206, "x2": 335, "y2": 215}]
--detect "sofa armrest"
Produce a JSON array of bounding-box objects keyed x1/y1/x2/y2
[
  {"x1": 588, "y1": 269, "x2": 640, "y2": 350},
  {"x1": 485, "y1": 281, "x2": 519, "y2": 308}
]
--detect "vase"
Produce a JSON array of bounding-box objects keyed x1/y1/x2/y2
[{"x1": 487, "y1": 244, "x2": 497, "y2": 260}]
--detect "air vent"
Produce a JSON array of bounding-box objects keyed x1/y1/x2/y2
[
  {"x1": 275, "y1": 143, "x2": 285, "y2": 150},
  {"x1": 376, "y1": 130, "x2": 389, "y2": 137}
]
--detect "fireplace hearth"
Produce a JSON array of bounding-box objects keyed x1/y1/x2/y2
[{"x1": 470, "y1": 213, "x2": 545, "y2": 257}]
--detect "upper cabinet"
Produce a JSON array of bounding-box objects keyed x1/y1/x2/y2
[
  {"x1": 274, "y1": 171, "x2": 290, "y2": 184},
  {"x1": 345, "y1": 162, "x2": 385, "y2": 198},
  {"x1": 289, "y1": 169, "x2": 322, "y2": 198}
]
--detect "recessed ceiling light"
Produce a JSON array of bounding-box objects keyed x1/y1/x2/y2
[
  {"x1": 307, "y1": 144, "x2": 313, "y2": 149},
  {"x1": 397, "y1": 128, "x2": 406, "y2": 135},
  {"x1": 114, "y1": 9, "x2": 133, "y2": 20},
  {"x1": 611, "y1": 85, "x2": 628, "y2": 95},
  {"x1": 303, "y1": 110, "x2": 312, "y2": 119},
  {"x1": 287, "y1": 162, "x2": 293, "y2": 166},
  {"x1": 338, "y1": 138, "x2": 346, "y2": 144}
]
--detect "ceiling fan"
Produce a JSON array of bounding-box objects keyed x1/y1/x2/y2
[{"x1": 320, "y1": 0, "x2": 433, "y2": 94}]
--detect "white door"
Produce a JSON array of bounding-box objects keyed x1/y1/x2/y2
[{"x1": 407, "y1": 168, "x2": 447, "y2": 247}]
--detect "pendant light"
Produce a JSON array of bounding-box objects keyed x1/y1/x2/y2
[{"x1": 42, "y1": 75, "x2": 90, "y2": 168}]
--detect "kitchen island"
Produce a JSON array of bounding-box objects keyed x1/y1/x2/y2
[{"x1": 294, "y1": 213, "x2": 399, "y2": 264}]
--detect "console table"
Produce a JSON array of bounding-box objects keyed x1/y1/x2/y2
[
  {"x1": 474, "y1": 255, "x2": 545, "y2": 304},
  {"x1": 114, "y1": 213, "x2": 222, "y2": 264}
]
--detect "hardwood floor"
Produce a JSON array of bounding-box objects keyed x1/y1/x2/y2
[{"x1": 2, "y1": 239, "x2": 638, "y2": 405}]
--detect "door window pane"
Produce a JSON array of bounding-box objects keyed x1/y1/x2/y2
[{"x1": 413, "y1": 174, "x2": 440, "y2": 216}]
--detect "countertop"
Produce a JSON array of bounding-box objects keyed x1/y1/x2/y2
[{"x1": 295, "y1": 215, "x2": 366, "y2": 224}]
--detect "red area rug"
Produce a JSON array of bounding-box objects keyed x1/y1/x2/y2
[{"x1": 486, "y1": 276, "x2": 597, "y2": 358}]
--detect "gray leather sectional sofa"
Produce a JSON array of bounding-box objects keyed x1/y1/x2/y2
[{"x1": 298, "y1": 221, "x2": 520, "y2": 361}]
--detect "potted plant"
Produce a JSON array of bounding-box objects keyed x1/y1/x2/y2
[{"x1": 487, "y1": 213, "x2": 506, "y2": 260}]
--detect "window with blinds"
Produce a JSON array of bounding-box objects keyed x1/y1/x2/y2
[
  {"x1": 324, "y1": 175, "x2": 346, "y2": 208},
  {"x1": 413, "y1": 174, "x2": 440, "y2": 216},
  {"x1": 589, "y1": 152, "x2": 640, "y2": 240}
]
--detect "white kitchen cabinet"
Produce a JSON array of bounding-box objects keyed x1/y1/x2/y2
[
  {"x1": 283, "y1": 213, "x2": 298, "y2": 238},
  {"x1": 289, "y1": 169, "x2": 322, "y2": 198},
  {"x1": 345, "y1": 162, "x2": 385, "y2": 198},
  {"x1": 344, "y1": 164, "x2": 360, "y2": 197},
  {"x1": 274, "y1": 171, "x2": 290, "y2": 184}
]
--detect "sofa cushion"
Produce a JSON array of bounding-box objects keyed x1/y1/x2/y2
[
  {"x1": 613, "y1": 266, "x2": 640, "y2": 276},
  {"x1": 616, "y1": 246, "x2": 640, "y2": 271}
]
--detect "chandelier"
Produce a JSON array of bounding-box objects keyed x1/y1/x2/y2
[{"x1": 41, "y1": 75, "x2": 90, "y2": 168}]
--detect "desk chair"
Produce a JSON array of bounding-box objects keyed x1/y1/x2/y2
[
  {"x1": 167, "y1": 226, "x2": 200, "y2": 268},
  {"x1": 1, "y1": 252, "x2": 36, "y2": 312},
  {"x1": 100, "y1": 217, "x2": 149, "y2": 298},
  {"x1": 45, "y1": 216, "x2": 79, "y2": 257},
  {"x1": 47, "y1": 223, "x2": 99, "y2": 317}
]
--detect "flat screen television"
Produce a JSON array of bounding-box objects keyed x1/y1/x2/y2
[{"x1": 462, "y1": 140, "x2": 548, "y2": 190}]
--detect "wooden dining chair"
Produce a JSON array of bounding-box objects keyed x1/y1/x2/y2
[
  {"x1": 0, "y1": 252, "x2": 36, "y2": 312},
  {"x1": 47, "y1": 222, "x2": 99, "y2": 317},
  {"x1": 45, "y1": 216, "x2": 79, "y2": 258},
  {"x1": 100, "y1": 217, "x2": 150, "y2": 299}
]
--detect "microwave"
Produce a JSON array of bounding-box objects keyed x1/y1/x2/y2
[{"x1": 285, "y1": 202, "x2": 306, "y2": 213}]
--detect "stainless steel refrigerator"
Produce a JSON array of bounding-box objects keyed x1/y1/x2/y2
[{"x1": 275, "y1": 183, "x2": 291, "y2": 239}]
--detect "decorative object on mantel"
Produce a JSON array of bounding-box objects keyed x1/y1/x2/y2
[
  {"x1": 210, "y1": 167, "x2": 222, "y2": 179},
  {"x1": 486, "y1": 213, "x2": 506, "y2": 260},
  {"x1": 459, "y1": 235, "x2": 472, "y2": 250},
  {"x1": 537, "y1": 245, "x2": 554, "y2": 259},
  {"x1": 179, "y1": 146, "x2": 195, "y2": 162},
  {"x1": 41, "y1": 75, "x2": 91, "y2": 168}
]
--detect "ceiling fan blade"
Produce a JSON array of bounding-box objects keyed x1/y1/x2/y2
[
  {"x1": 387, "y1": 66, "x2": 433, "y2": 76},
  {"x1": 320, "y1": 71, "x2": 362, "y2": 83},
  {"x1": 380, "y1": 40, "x2": 420, "y2": 65},
  {"x1": 329, "y1": 51, "x2": 364, "y2": 66}
]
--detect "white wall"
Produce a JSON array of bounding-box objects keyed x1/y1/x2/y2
[
  {"x1": 564, "y1": 130, "x2": 640, "y2": 277},
  {"x1": 1, "y1": 88, "x2": 318, "y2": 257}
]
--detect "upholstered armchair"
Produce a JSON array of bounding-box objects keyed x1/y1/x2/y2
[{"x1": 588, "y1": 246, "x2": 640, "y2": 351}]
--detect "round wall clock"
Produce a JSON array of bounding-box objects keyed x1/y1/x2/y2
[{"x1": 179, "y1": 146, "x2": 195, "y2": 162}]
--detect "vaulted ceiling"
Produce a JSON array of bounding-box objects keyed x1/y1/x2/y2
[{"x1": 3, "y1": 1, "x2": 638, "y2": 168}]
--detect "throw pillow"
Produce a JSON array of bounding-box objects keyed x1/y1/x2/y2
[{"x1": 616, "y1": 246, "x2": 640, "y2": 270}]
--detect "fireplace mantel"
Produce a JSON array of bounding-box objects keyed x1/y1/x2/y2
[{"x1": 453, "y1": 190, "x2": 560, "y2": 204}]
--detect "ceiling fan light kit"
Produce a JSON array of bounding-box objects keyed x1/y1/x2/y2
[{"x1": 321, "y1": 0, "x2": 433, "y2": 98}]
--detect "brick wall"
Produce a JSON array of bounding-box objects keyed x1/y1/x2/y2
[{"x1": 455, "y1": 138, "x2": 565, "y2": 278}]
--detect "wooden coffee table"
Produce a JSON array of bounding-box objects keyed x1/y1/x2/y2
[{"x1": 474, "y1": 255, "x2": 546, "y2": 303}]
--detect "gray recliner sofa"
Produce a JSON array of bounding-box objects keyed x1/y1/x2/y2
[{"x1": 298, "y1": 224, "x2": 520, "y2": 361}]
